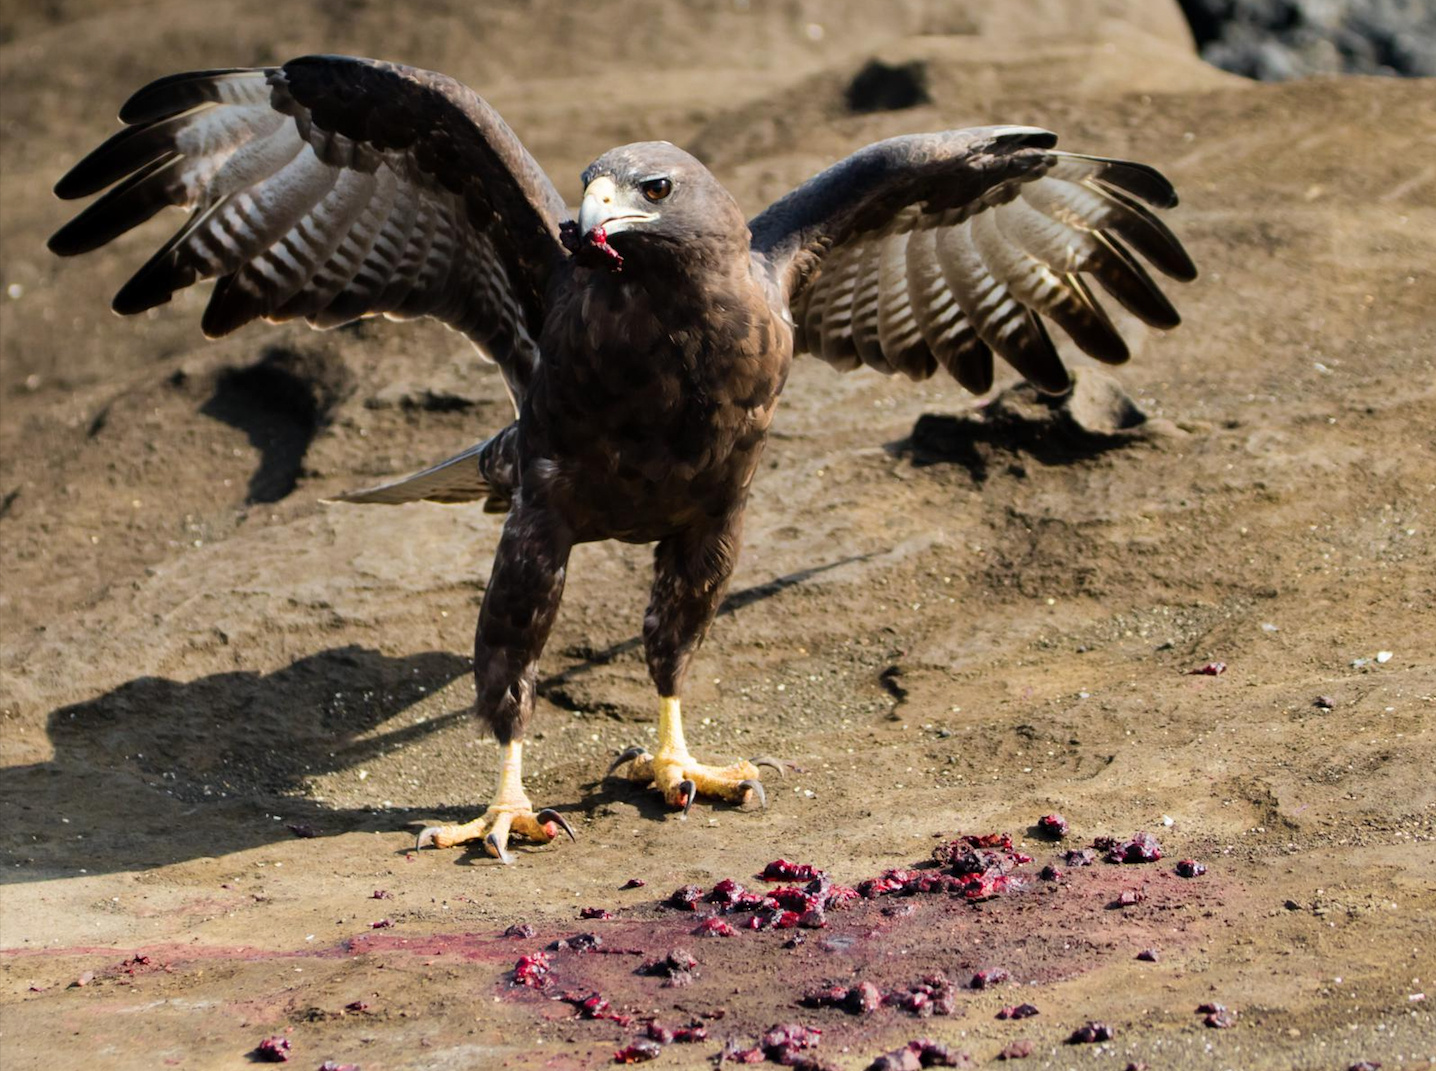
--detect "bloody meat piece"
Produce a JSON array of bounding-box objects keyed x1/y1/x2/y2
[
  {"x1": 646, "y1": 1022, "x2": 675, "y2": 1044},
  {"x1": 865, "y1": 1039, "x2": 966, "y2": 1070},
  {"x1": 1107, "y1": 832, "x2": 1163, "y2": 864},
  {"x1": 694, "y1": 917, "x2": 735, "y2": 937},
  {"x1": 996, "y1": 1003, "x2": 1039, "y2": 1020},
  {"x1": 1125, "y1": 1064, "x2": 1151, "y2": 1071},
  {"x1": 344, "y1": 1000, "x2": 370, "y2": 1012},
  {"x1": 317, "y1": 1063, "x2": 359, "y2": 1071},
  {"x1": 620, "y1": 878, "x2": 646, "y2": 889},
  {"x1": 1067, "y1": 1022, "x2": 1115, "y2": 1043},
  {"x1": 747, "y1": 907, "x2": 800, "y2": 930},
  {"x1": 1114, "y1": 889, "x2": 1146, "y2": 907},
  {"x1": 1175, "y1": 859, "x2": 1206, "y2": 878},
  {"x1": 254, "y1": 1036, "x2": 291, "y2": 1062},
  {"x1": 580, "y1": 907, "x2": 613, "y2": 920},
  {"x1": 1037, "y1": 814, "x2": 1069, "y2": 838},
  {"x1": 549, "y1": 933, "x2": 602, "y2": 952},
  {"x1": 760, "y1": 1022, "x2": 823, "y2": 1060},
  {"x1": 768, "y1": 886, "x2": 815, "y2": 911},
  {"x1": 503, "y1": 922, "x2": 535, "y2": 939},
  {"x1": 562, "y1": 222, "x2": 625, "y2": 271},
  {"x1": 1314, "y1": 696, "x2": 1335, "y2": 710},
  {"x1": 371, "y1": 889, "x2": 392, "y2": 900},
  {"x1": 563, "y1": 991, "x2": 612, "y2": 1019},
  {"x1": 708, "y1": 878, "x2": 748, "y2": 905},
  {"x1": 799, "y1": 907, "x2": 828, "y2": 929},
  {"x1": 857, "y1": 868, "x2": 919, "y2": 898},
  {"x1": 846, "y1": 981, "x2": 883, "y2": 1015},
  {"x1": 969, "y1": 968, "x2": 1010, "y2": 989},
  {"x1": 1199, "y1": 1003, "x2": 1238, "y2": 1028},
  {"x1": 667, "y1": 884, "x2": 704, "y2": 910},
  {"x1": 763, "y1": 859, "x2": 821, "y2": 882},
  {"x1": 723, "y1": 1041, "x2": 768, "y2": 1064},
  {"x1": 1188, "y1": 661, "x2": 1226, "y2": 675},
  {"x1": 512, "y1": 952, "x2": 551, "y2": 987},
  {"x1": 613, "y1": 1039, "x2": 662, "y2": 1063},
  {"x1": 1195, "y1": 1002, "x2": 1223, "y2": 1014},
  {"x1": 370, "y1": 918, "x2": 393, "y2": 929},
  {"x1": 825, "y1": 884, "x2": 859, "y2": 907},
  {"x1": 1136, "y1": 949, "x2": 1160, "y2": 962},
  {"x1": 1348, "y1": 1063, "x2": 1382, "y2": 1071},
  {"x1": 1038, "y1": 865, "x2": 1062, "y2": 882},
  {"x1": 638, "y1": 948, "x2": 697, "y2": 981},
  {"x1": 1064, "y1": 848, "x2": 1096, "y2": 867},
  {"x1": 801, "y1": 984, "x2": 849, "y2": 1009},
  {"x1": 997, "y1": 1040, "x2": 1034, "y2": 1060},
  {"x1": 886, "y1": 972, "x2": 953, "y2": 1016},
  {"x1": 955, "y1": 871, "x2": 1018, "y2": 901},
  {"x1": 934, "y1": 833, "x2": 1025, "y2": 870}
]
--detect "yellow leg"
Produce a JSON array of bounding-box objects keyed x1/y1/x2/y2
[
  {"x1": 415, "y1": 740, "x2": 575, "y2": 863},
  {"x1": 609, "y1": 697, "x2": 788, "y2": 814}
]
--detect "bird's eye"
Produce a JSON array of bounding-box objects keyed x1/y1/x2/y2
[{"x1": 640, "y1": 177, "x2": 673, "y2": 202}]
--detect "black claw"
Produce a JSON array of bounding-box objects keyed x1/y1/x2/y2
[
  {"x1": 678, "y1": 779, "x2": 697, "y2": 818},
  {"x1": 484, "y1": 832, "x2": 513, "y2": 865},
  {"x1": 607, "y1": 745, "x2": 649, "y2": 775},
  {"x1": 738, "y1": 779, "x2": 767, "y2": 810},
  {"x1": 536, "y1": 808, "x2": 577, "y2": 843},
  {"x1": 751, "y1": 756, "x2": 789, "y2": 779}
]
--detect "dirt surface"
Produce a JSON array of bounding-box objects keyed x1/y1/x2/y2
[{"x1": 2, "y1": 2, "x2": 1434, "y2": 1069}]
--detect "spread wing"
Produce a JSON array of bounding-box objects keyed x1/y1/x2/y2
[
  {"x1": 50, "y1": 55, "x2": 571, "y2": 405},
  {"x1": 749, "y1": 126, "x2": 1197, "y2": 395}
]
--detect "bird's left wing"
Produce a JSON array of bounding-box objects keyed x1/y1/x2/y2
[
  {"x1": 50, "y1": 55, "x2": 572, "y2": 405},
  {"x1": 749, "y1": 126, "x2": 1196, "y2": 395}
]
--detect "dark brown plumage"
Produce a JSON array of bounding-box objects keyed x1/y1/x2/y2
[{"x1": 51, "y1": 55, "x2": 1196, "y2": 862}]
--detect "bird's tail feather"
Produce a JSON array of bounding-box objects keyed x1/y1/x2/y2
[{"x1": 327, "y1": 426, "x2": 516, "y2": 512}]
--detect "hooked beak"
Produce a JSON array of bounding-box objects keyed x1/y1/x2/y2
[{"x1": 578, "y1": 175, "x2": 657, "y2": 238}]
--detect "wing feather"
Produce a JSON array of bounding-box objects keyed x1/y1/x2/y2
[
  {"x1": 52, "y1": 55, "x2": 570, "y2": 408},
  {"x1": 749, "y1": 127, "x2": 1195, "y2": 395}
]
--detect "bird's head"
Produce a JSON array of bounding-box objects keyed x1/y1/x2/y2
[{"x1": 567, "y1": 142, "x2": 746, "y2": 273}]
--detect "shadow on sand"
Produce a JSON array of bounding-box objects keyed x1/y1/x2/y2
[{"x1": 4, "y1": 557, "x2": 870, "y2": 881}]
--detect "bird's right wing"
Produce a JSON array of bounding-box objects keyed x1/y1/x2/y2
[
  {"x1": 50, "y1": 55, "x2": 572, "y2": 406},
  {"x1": 749, "y1": 127, "x2": 1196, "y2": 396}
]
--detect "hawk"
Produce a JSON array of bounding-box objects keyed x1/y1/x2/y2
[{"x1": 51, "y1": 55, "x2": 1196, "y2": 862}]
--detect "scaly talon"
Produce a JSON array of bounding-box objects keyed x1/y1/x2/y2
[
  {"x1": 535, "y1": 808, "x2": 577, "y2": 842},
  {"x1": 620, "y1": 697, "x2": 789, "y2": 817},
  {"x1": 413, "y1": 741, "x2": 574, "y2": 863},
  {"x1": 737, "y1": 778, "x2": 766, "y2": 809},
  {"x1": 751, "y1": 756, "x2": 791, "y2": 779},
  {"x1": 607, "y1": 745, "x2": 650, "y2": 775},
  {"x1": 484, "y1": 831, "x2": 513, "y2": 865},
  {"x1": 677, "y1": 778, "x2": 697, "y2": 817}
]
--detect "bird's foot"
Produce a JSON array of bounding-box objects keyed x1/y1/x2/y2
[
  {"x1": 608, "y1": 746, "x2": 790, "y2": 816},
  {"x1": 415, "y1": 802, "x2": 574, "y2": 864}
]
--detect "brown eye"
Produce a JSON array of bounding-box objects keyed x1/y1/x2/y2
[{"x1": 641, "y1": 177, "x2": 672, "y2": 202}]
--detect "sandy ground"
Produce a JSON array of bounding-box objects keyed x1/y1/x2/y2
[{"x1": 2, "y1": 2, "x2": 1434, "y2": 1068}]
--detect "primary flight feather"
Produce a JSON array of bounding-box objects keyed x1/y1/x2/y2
[{"x1": 52, "y1": 54, "x2": 1195, "y2": 862}]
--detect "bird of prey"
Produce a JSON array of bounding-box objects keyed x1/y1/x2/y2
[{"x1": 51, "y1": 55, "x2": 1196, "y2": 862}]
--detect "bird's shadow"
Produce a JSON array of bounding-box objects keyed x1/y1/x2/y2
[
  {"x1": 1, "y1": 645, "x2": 472, "y2": 885},
  {"x1": 5, "y1": 558, "x2": 868, "y2": 882},
  {"x1": 886, "y1": 376, "x2": 1155, "y2": 484}
]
